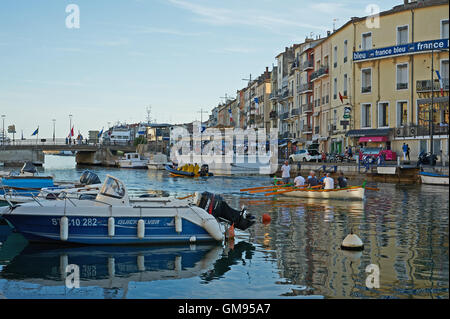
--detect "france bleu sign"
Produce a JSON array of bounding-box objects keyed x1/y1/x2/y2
[{"x1": 353, "y1": 39, "x2": 449, "y2": 62}]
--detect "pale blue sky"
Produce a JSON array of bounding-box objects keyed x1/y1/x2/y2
[{"x1": 0, "y1": 0, "x2": 398, "y2": 137}]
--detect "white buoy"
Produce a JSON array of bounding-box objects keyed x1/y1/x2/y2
[
  {"x1": 108, "y1": 217, "x2": 115, "y2": 237},
  {"x1": 341, "y1": 233, "x2": 364, "y2": 251},
  {"x1": 175, "y1": 215, "x2": 182, "y2": 233},
  {"x1": 189, "y1": 236, "x2": 196, "y2": 243},
  {"x1": 137, "y1": 219, "x2": 145, "y2": 239},
  {"x1": 108, "y1": 257, "x2": 115, "y2": 277},
  {"x1": 60, "y1": 216, "x2": 69, "y2": 241}
]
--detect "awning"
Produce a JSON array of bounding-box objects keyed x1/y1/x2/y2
[{"x1": 359, "y1": 136, "x2": 388, "y2": 143}]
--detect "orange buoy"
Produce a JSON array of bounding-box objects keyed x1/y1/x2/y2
[{"x1": 262, "y1": 213, "x2": 271, "y2": 224}]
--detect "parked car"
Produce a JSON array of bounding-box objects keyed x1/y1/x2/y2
[
  {"x1": 358, "y1": 147, "x2": 397, "y2": 161},
  {"x1": 289, "y1": 149, "x2": 321, "y2": 163}
]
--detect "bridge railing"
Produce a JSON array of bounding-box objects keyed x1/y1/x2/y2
[{"x1": 1, "y1": 138, "x2": 135, "y2": 147}]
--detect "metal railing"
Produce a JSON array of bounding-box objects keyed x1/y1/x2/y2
[
  {"x1": 394, "y1": 123, "x2": 449, "y2": 138},
  {"x1": 416, "y1": 78, "x2": 449, "y2": 92}
]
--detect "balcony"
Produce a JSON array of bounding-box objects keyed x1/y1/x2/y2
[
  {"x1": 297, "y1": 82, "x2": 313, "y2": 94},
  {"x1": 301, "y1": 60, "x2": 314, "y2": 71},
  {"x1": 311, "y1": 65, "x2": 329, "y2": 81},
  {"x1": 291, "y1": 108, "x2": 300, "y2": 117},
  {"x1": 269, "y1": 110, "x2": 277, "y2": 119},
  {"x1": 394, "y1": 123, "x2": 449, "y2": 138},
  {"x1": 302, "y1": 103, "x2": 313, "y2": 112},
  {"x1": 280, "y1": 112, "x2": 289, "y2": 120},
  {"x1": 291, "y1": 58, "x2": 300, "y2": 71},
  {"x1": 269, "y1": 92, "x2": 278, "y2": 100},
  {"x1": 302, "y1": 126, "x2": 313, "y2": 134},
  {"x1": 416, "y1": 78, "x2": 449, "y2": 93},
  {"x1": 314, "y1": 126, "x2": 320, "y2": 134}
]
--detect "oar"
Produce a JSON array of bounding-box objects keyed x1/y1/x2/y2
[
  {"x1": 248, "y1": 186, "x2": 296, "y2": 194},
  {"x1": 264, "y1": 184, "x2": 321, "y2": 196},
  {"x1": 177, "y1": 193, "x2": 195, "y2": 200},
  {"x1": 365, "y1": 187, "x2": 379, "y2": 191},
  {"x1": 240, "y1": 184, "x2": 292, "y2": 192}
]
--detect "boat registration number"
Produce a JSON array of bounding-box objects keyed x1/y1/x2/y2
[{"x1": 51, "y1": 218, "x2": 98, "y2": 227}]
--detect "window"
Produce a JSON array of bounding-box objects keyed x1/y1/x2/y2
[
  {"x1": 396, "y1": 63, "x2": 408, "y2": 90},
  {"x1": 378, "y1": 102, "x2": 389, "y2": 127},
  {"x1": 361, "y1": 68, "x2": 371, "y2": 93},
  {"x1": 343, "y1": 74, "x2": 348, "y2": 96},
  {"x1": 397, "y1": 25, "x2": 408, "y2": 45},
  {"x1": 442, "y1": 19, "x2": 449, "y2": 39},
  {"x1": 333, "y1": 78, "x2": 337, "y2": 99},
  {"x1": 361, "y1": 103, "x2": 371, "y2": 128},
  {"x1": 362, "y1": 32, "x2": 372, "y2": 50},
  {"x1": 397, "y1": 101, "x2": 408, "y2": 127},
  {"x1": 334, "y1": 46, "x2": 338, "y2": 68},
  {"x1": 333, "y1": 110, "x2": 337, "y2": 126},
  {"x1": 441, "y1": 60, "x2": 449, "y2": 90},
  {"x1": 344, "y1": 40, "x2": 348, "y2": 63}
]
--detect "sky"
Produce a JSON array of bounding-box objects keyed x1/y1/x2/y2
[{"x1": 0, "y1": 0, "x2": 399, "y2": 138}]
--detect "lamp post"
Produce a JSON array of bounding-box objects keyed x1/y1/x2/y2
[
  {"x1": 52, "y1": 119, "x2": 56, "y2": 143},
  {"x1": 1, "y1": 115, "x2": 5, "y2": 147},
  {"x1": 69, "y1": 114, "x2": 73, "y2": 143}
]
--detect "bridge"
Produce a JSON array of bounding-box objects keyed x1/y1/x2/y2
[{"x1": 1, "y1": 138, "x2": 136, "y2": 166}]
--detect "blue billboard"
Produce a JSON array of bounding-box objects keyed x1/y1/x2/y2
[{"x1": 353, "y1": 39, "x2": 449, "y2": 62}]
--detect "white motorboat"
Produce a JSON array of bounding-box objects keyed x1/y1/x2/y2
[
  {"x1": 419, "y1": 171, "x2": 449, "y2": 185},
  {"x1": 1, "y1": 175, "x2": 256, "y2": 245},
  {"x1": 118, "y1": 153, "x2": 148, "y2": 169}
]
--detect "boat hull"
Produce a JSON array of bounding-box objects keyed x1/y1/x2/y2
[
  {"x1": 281, "y1": 186, "x2": 365, "y2": 200},
  {"x1": 2, "y1": 214, "x2": 221, "y2": 245},
  {"x1": 420, "y1": 173, "x2": 449, "y2": 185}
]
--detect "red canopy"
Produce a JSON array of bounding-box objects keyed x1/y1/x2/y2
[{"x1": 358, "y1": 136, "x2": 388, "y2": 143}]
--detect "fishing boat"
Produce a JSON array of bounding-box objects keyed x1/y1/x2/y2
[
  {"x1": 1, "y1": 175, "x2": 255, "y2": 245},
  {"x1": 165, "y1": 164, "x2": 213, "y2": 177},
  {"x1": 118, "y1": 153, "x2": 148, "y2": 169},
  {"x1": 279, "y1": 185, "x2": 366, "y2": 200},
  {"x1": 419, "y1": 171, "x2": 449, "y2": 185}
]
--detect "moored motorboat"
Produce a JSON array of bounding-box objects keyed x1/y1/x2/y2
[
  {"x1": 165, "y1": 164, "x2": 213, "y2": 177},
  {"x1": 419, "y1": 171, "x2": 449, "y2": 185},
  {"x1": 1, "y1": 175, "x2": 255, "y2": 245},
  {"x1": 118, "y1": 153, "x2": 148, "y2": 169}
]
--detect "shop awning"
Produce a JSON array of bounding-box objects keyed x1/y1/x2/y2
[
  {"x1": 346, "y1": 128, "x2": 391, "y2": 137},
  {"x1": 358, "y1": 136, "x2": 388, "y2": 143}
]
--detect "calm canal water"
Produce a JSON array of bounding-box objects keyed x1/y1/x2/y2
[{"x1": 0, "y1": 155, "x2": 448, "y2": 299}]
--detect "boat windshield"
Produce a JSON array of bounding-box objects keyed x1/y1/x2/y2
[{"x1": 100, "y1": 176, "x2": 126, "y2": 199}]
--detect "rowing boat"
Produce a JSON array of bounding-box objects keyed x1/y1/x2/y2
[
  {"x1": 419, "y1": 172, "x2": 449, "y2": 185},
  {"x1": 277, "y1": 185, "x2": 365, "y2": 200}
]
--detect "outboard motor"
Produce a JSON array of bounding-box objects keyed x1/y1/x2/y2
[
  {"x1": 79, "y1": 170, "x2": 101, "y2": 185},
  {"x1": 196, "y1": 192, "x2": 255, "y2": 230},
  {"x1": 199, "y1": 164, "x2": 210, "y2": 177}
]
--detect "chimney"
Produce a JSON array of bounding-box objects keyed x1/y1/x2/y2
[{"x1": 327, "y1": 30, "x2": 331, "y2": 36}]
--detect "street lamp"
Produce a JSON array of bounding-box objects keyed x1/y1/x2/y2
[
  {"x1": 69, "y1": 114, "x2": 73, "y2": 143},
  {"x1": 52, "y1": 119, "x2": 56, "y2": 143},
  {"x1": 1, "y1": 115, "x2": 5, "y2": 147}
]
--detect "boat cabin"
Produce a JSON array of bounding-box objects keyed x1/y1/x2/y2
[{"x1": 96, "y1": 175, "x2": 129, "y2": 205}]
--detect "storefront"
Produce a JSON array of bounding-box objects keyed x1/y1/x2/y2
[{"x1": 346, "y1": 128, "x2": 392, "y2": 151}]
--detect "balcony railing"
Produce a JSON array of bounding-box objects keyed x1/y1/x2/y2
[
  {"x1": 394, "y1": 123, "x2": 449, "y2": 138},
  {"x1": 303, "y1": 103, "x2": 313, "y2": 112},
  {"x1": 416, "y1": 78, "x2": 449, "y2": 92},
  {"x1": 301, "y1": 60, "x2": 314, "y2": 71},
  {"x1": 397, "y1": 83, "x2": 408, "y2": 90},
  {"x1": 311, "y1": 65, "x2": 329, "y2": 81},
  {"x1": 297, "y1": 82, "x2": 313, "y2": 93},
  {"x1": 269, "y1": 92, "x2": 278, "y2": 100},
  {"x1": 280, "y1": 112, "x2": 289, "y2": 120},
  {"x1": 302, "y1": 126, "x2": 312, "y2": 134},
  {"x1": 269, "y1": 110, "x2": 277, "y2": 119},
  {"x1": 314, "y1": 126, "x2": 320, "y2": 134},
  {"x1": 362, "y1": 86, "x2": 371, "y2": 93},
  {"x1": 291, "y1": 108, "x2": 300, "y2": 116}
]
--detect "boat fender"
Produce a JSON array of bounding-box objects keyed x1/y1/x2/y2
[
  {"x1": 108, "y1": 257, "x2": 115, "y2": 277},
  {"x1": 203, "y1": 219, "x2": 224, "y2": 241},
  {"x1": 108, "y1": 217, "x2": 115, "y2": 237},
  {"x1": 341, "y1": 233, "x2": 364, "y2": 251},
  {"x1": 175, "y1": 215, "x2": 182, "y2": 233},
  {"x1": 137, "y1": 219, "x2": 145, "y2": 239},
  {"x1": 137, "y1": 255, "x2": 145, "y2": 272},
  {"x1": 189, "y1": 236, "x2": 196, "y2": 243},
  {"x1": 60, "y1": 216, "x2": 69, "y2": 241},
  {"x1": 175, "y1": 256, "x2": 182, "y2": 272}
]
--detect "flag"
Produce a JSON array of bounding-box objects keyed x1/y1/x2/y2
[
  {"x1": 31, "y1": 127, "x2": 39, "y2": 136},
  {"x1": 436, "y1": 70, "x2": 444, "y2": 97},
  {"x1": 339, "y1": 92, "x2": 348, "y2": 104},
  {"x1": 68, "y1": 126, "x2": 74, "y2": 137},
  {"x1": 254, "y1": 97, "x2": 259, "y2": 110},
  {"x1": 98, "y1": 128, "x2": 104, "y2": 138},
  {"x1": 229, "y1": 107, "x2": 233, "y2": 122}
]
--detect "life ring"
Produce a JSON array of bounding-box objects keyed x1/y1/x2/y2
[
  {"x1": 396, "y1": 128, "x2": 401, "y2": 135},
  {"x1": 410, "y1": 128, "x2": 415, "y2": 135}
]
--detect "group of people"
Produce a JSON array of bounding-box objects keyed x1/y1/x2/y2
[
  {"x1": 280, "y1": 160, "x2": 348, "y2": 190},
  {"x1": 402, "y1": 143, "x2": 411, "y2": 161}
]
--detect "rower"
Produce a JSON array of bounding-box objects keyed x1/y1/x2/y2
[
  {"x1": 306, "y1": 171, "x2": 319, "y2": 187},
  {"x1": 337, "y1": 171, "x2": 348, "y2": 188},
  {"x1": 323, "y1": 173, "x2": 335, "y2": 190},
  {"x1": 294, "y1": 174, "x2": 305, "y2": 187}
]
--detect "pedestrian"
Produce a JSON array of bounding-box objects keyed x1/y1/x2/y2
[
  {"x1": 402, "y1": 143, "x2": 408, "y2": 161},
  {"x1": 281, "y1": 160, "x2": 291, "y2": 185},
  {"x1": 321, "y1": 151, "x2": 326, "y2": 162},
  {"x1": 323, "y1": 173, "x2": 335, "y2": 190},
  {"x1": 337, "y1": 171, "x2": 348, "y2": 188},
  {"x1": 406, "y1": 144, "x2": 410, "y2": 161},
  {"x1": 348, "y1": 146, "x2": 353, "y2": 159}
]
